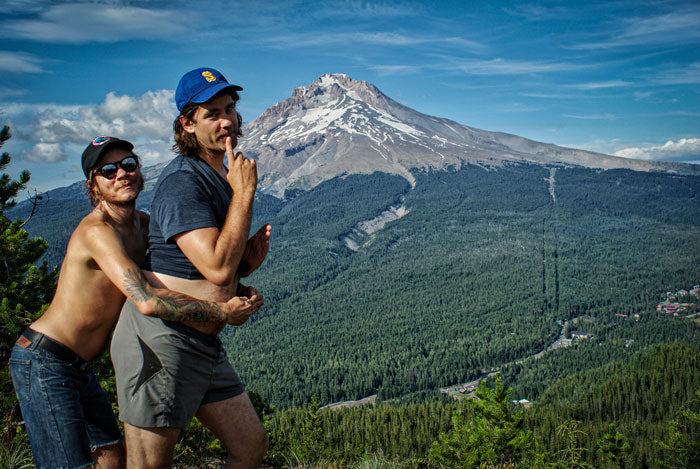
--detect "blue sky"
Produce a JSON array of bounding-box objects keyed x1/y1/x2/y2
[{"x1": 1, "y1": 0, "x2": 698, "y2": 193}]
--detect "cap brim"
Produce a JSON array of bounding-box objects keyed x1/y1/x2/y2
[{"x1": 190, "y1": 82, "x2": 243, "y2": 104}]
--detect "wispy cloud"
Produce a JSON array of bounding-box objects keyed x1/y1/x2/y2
[
  {"x1": 567, "y1": 80, "x2": 632, "y2": 90},
  {"x1": 0, "y1": 87, "x2": 28, "y2": 99},
  {"x1": 501, "y1": 4, "x2": 569, "y2": 21},
  {"x1": 568, "y1": 9, "x2": 700, "y2": 50},
  {"x1": 370, "y1": 64, "x2": 421, "y2": 76},
  {"x1": 0, "y1": 51, "x2": 45, "y2": 73},
  {"x1": 614, "y1": 137, "x2": 700, "y2": 163},
  {"x1": 313, "y1": 0, "x2": 417, "y2": 20},
  {"x1": 0, "y1": 3, "x2": 191, "y2": 43},
  {"x1": 563, "y1": 113, "x2": 616, "y2": 120},
  {"x1": 261, "y1": 31, "x2": 485, "y2": 51},
  {"x1": 492, "y1": 102, "x2": 543, "y2": 113},
  {"x1": 652, "y1": 62, "x2": 700, "y2": 85},
  {"x1": 442, "y1": 57, "x2": 586, "y2": 75}
]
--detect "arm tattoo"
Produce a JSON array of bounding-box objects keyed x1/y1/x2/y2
[
  {"x1": 123, "y1": 268, "x2": 225, "y2": 322},
  {"x1": 124, "y1": 269, "x2": 151, "y2": 303}
]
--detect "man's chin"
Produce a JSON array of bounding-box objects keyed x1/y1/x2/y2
[
  {"x1": 106, "y1": 192, "x2": 139, "y2": 207},
  {"x1": 111, "y1": 199, "x2": 137, "y2": 208}
]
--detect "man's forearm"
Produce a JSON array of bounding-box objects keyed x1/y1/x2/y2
[
  {"x1": 123, "y1": 268, "x2": 226, "y2": 322},
  {"x1": 213, "y1": 193, "x2": 254, "y2": 274}
]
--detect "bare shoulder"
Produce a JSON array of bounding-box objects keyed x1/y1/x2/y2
[
  {"x1": 73, "y1": 209, "x2": 120, "y2": 249},
  {"x1": 57, "y1": 209, "x2": 116, "y2": 269}
]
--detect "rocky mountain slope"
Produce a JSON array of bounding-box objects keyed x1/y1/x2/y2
[{"x1": 238, "y1": 73, "x2": 700, "y2": 197}]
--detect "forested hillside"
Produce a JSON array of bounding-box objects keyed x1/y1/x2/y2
[{"x1": 230, "y1": 163, "x2": 700, "y2": 407}]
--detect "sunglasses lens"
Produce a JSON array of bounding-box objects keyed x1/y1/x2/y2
[
  {"x1": 120, "y1": 157, "x2": 138, "y2": 172},
  {"x1": 99, "y1": 164, "x2": 118, "y2": 179}
]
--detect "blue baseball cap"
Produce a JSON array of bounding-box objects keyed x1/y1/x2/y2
[{"x1": 175, "y1": 67, "x2": 243, "y2": 111}]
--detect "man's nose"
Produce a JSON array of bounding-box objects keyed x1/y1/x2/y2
[
  {"x1": 115, "y1": 166, "x2": 128, "y2": 179},
  {"x1": 221, "y1": 114, "x2": 237, "y2": 131}
]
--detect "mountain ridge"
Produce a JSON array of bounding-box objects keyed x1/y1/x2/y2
[{"x1": 237, "y1": 73, "x2": 700, "y2": 197}]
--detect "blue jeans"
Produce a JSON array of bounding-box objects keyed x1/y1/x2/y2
[{"x1": 9, "y1": 338, "x2": 122, "y2": 468}]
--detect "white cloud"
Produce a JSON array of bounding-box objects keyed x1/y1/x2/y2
[
  {"x1": 565, "y1": 138, "x2": 624, "y2": 156},
  {"x1": 0, "y1": 51, "x2": 45, "y2": 72},
  {"x1": 614, "y1": 138, "x2": 700, "y2": 163},
  {"x1": 26, "y1": 142, "x2": 69, "y2": 162},
  {"x1": 0, "y1": 3, "x2": 191, "y2": 43},
  {"x1": 9, "y1": 89, "x2": 176, "y2": 165}
]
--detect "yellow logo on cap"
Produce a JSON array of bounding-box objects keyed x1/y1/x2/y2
[{"x1": 202, "y1": 71, "x2": 217, "y2": 82}]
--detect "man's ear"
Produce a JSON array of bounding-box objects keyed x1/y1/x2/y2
[{"x1": 179, "y1": 115, "x2": 196, "y2": 134}]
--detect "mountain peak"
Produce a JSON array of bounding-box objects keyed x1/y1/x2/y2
[{"x1": 287, "y1": 73, "x2": 385, "y2": 108}]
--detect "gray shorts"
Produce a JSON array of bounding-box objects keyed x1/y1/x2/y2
[{"x1": 111, "y1": 301, "x2": 245, "y2": 428}]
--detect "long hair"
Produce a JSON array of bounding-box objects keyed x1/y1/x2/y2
[{"x1": 172, "y1": 89, "x2": 243, "y2": 157}]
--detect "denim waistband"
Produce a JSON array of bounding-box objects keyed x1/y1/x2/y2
[{"x1": 19, "y1": 328, "x2": 89, "y2": 371}]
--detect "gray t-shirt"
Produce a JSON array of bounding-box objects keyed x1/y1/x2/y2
[{"x1": 144, "y1": 154, "x2": 232, "y2": 279}]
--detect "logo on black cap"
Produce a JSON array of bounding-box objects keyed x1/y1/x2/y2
[{"x1": 92, "y1": 136, "x2": 111, "y2": 146}]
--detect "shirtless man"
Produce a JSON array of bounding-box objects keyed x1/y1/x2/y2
[
  {"x1": 8, "y1": 136, "x2": 262, "y2": 468},
  {"x1": 111, "y1": 67, "x2": 270, "y2": 468}
]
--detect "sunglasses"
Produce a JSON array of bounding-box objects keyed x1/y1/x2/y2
[{"x1": 95, "y1": 156, "x2": 139, "y2": 179}]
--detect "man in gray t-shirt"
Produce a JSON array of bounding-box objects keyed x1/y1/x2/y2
[{"x1": 112, "y1": 67, "x2": 271, "y2": 467}]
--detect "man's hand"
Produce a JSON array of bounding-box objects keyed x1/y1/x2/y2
[
  {"x1": 237, "y1": 284, "x2": 263, "y2": 303},
  {"x1": 225, "y1": 136, "x2": 257, "y2": 198},
  {"x1": 222, "y1": 288, "x2": 263, "y2": 326},
  {"x1": 239, "y1": 224, "x2": 271, "y2": 277}
]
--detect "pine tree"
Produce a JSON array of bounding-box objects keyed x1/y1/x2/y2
[
  {"x1": 293, "y1": 394, "x2": 324, "y2": 463},
  {"x1": 428, "y1": 374, "x2": 533, "y2": 468},
  {"x1": 654, "y1": 390, "x2": 700, "y2": 469},
  {"x1": 553, "y1": 419, "x2": 593, "y2": 468},
  {"x1": 0, "y1": 125, "x2": 58, "y2": 436},
  {"x1": 596, "y1": 423, "x2": 630, "y2": 468}
]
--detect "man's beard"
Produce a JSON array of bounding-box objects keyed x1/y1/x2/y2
[
  {"x1": 97, "y1": 177, "x2": 144, "y2": 207},
  {"x1": 110, "y1": 198, "x2": 137, "y2": 208}
]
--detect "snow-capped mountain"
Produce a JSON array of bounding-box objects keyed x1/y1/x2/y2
[{"x1": 239, "y1": 73, "x2": 699, "y2": 197}]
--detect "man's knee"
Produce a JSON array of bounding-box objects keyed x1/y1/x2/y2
[
  {"x1": 224, "y1": 420, "x2": 268, "y2": 464},
  {"x1": 93, "y1": 441, "x2": 126, "y2": 469},
  {"x1": 252, "y1": 423, "x2": 269, "y2": 456},
  {"x1": 123, "y1": 424, "x2": 180, "y2": 469}
]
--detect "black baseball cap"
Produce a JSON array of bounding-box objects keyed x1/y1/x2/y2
[{"x1": 81, "y1": 136, "x2": 134, "y2": 178}]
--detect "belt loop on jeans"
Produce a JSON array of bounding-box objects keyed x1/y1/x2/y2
[{"x1": 18, "y1": 328, "x2": 90, "y2": 371}]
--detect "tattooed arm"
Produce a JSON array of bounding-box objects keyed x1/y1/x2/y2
[
  {"x1": 84, "y1": 221, "x2": 262, "y2": 325},
  {"x1": 123, "y1": 268, "x2": 261, "y2": 325}
]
